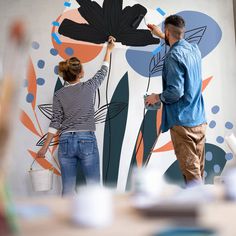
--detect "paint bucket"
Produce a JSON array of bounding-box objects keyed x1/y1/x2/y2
[
  {"x1": 29, "y1": 159, "x2": 54, "y2": 192},
  {"x1": 72, "y1": 186, "x2": 113, "y2": 228},
  {"x1": 144, "y1": 94, "x2": 161, "y2": 110}
]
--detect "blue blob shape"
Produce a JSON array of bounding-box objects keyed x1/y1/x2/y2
[
  {"x1": 212, "y1": 105, "x2": 220, "y2": 114},
  {"x1": 204, "y1": 171, "x2": 208, "y2": 178},
  {"x1": 213, "y1": 164, "x2": 221, "y2": 174},
  {"x1": 225, "y1": 122, "x2": 233, "y2": 130},
  {"x1": 225, "y1": 153, "x2": 233, "y2": 161},
  {"x1": 182, "y1": 11, "x2": 222, "y2": 58},
  {"x1": 209, "y1": 120, "x2": 216, "y2": 129},
  {"x1": 37, "y1": 78, "x2": 45, "y2": 86},
  {"x1": 32, "y1": 41, "x2": 40, "y2": 49},
  {"x1": 164, "y1": 143, "x2": 227, "y2": 186},
  {"x1": 126, "y1": 49, "x2": 154, "y2": 77},
  {"x1": 126, "y1": 11, "x2": 222, "y2": 77},
  {"x1": 50, "y1": 48, "x2": 58, "y2": 56},
  {"x1": 54, "y1": 65, "x2": 59, "y2": 75},
  {"x1": 26, "y1": 93, "x2": 34, "y2": 103},
  {"x1": 206, "y1": 151, "x2": 213, "y2": 161},
  {"x1": 216, "y1": 136, "x2": 224, "y2": 144},
  {"x1": 37, "y1": 60, "x2": 45, "y2": 69},
  {"x1": 65, "y1": 47, "x2": 74, "y2": 56}
]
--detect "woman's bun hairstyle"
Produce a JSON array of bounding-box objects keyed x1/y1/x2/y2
[{"x1": 58, "y1": 57, "x2": 82, "y2": 82}]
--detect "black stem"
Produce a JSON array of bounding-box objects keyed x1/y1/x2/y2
[{"x1": 104, "y1": 53, "x2": 112, "y2": 184}]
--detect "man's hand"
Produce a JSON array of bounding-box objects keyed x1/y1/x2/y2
[
  {"x1": 37, "y1": 146, "x2": 48, "y2": 158},
  {"x1": 145, "y1": 93, "x2": 160, "y2": 106},
  {"x1": 147, "y1": 24, "x2": 165, "y2": 39}
]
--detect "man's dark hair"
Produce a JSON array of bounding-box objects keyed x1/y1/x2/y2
[
  {"x1": 164, "y1": 15, "x2": 185, "y2": 28},
  {"x1": 164, "y1": 15, "x2": 185, "y2": 39}
]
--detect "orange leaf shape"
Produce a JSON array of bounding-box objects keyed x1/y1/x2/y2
[
  {"x1": 51, "y1": 133, "x2": 59, "y2": 154},
  {"x1": 27, "y1": 58, "x2": 37, "y2": 110},
  {"x1": 136, "y1": 131, "x2": 144, "y2": 168},
  {"x1": 202, "y1": 76, "x2": 213, "y2": 91},
  {"x1": 156, "y1": 106, "x2": 162, "y2": 136},
  {"x1": 52, "y1": 144, "x2": 58, "y2": 154},
  {"x1": 28, "y1": 150, "x2": 61, "y2": 176},
  {"x1": 152, "y1": 141, "x2": 174, "y2": 153},
  {"x1": 20, "y1": 110, "x2": 40, "y2": 137}
]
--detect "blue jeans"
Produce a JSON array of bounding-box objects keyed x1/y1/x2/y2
[{"x1": 58, "y1": 131, "x2": 100, "y2": 196}]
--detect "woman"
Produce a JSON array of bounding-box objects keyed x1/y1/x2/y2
[{"x1": 37, "y1": 36, "x2": 115, "y2": 196}]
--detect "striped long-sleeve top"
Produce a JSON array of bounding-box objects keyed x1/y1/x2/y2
[{"x1": 48, "y1": 62, "x2": 109, "y2": 134}]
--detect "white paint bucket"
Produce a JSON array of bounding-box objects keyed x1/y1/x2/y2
[
  {"x1": 72, "y1": 186, "x2": 113, "y2": 228},
  {"x1": 29, "y1": 160, "x2": 54, "y2": 192}
]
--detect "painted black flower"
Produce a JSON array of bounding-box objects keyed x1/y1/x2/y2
[{"x1": 58, "y1": 0, "x2": 160, "y2": 46}]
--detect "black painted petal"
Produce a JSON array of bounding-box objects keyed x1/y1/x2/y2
[
  {"x1": 102, "y1": 0, "x2": 123, "y2": 37},
  {"x1": 59, "y1": 0, "x2": 160, "y2": 47},
  {"x1": 118, "y1": 29, "x2": 160, "y2": 46},
  {"x1": 59, "y1": 19, "x2": 106, "y2": 44},
  {"x1": 77, "y1": 0, "x2": 106, "y2": 35},
  {"x1": 119, "y1": 4, "x2": 147, "y2": 33}
]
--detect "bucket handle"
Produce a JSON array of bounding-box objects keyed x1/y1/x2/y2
[{"x1": 29, "y1": 158, "x2": 54, "y2": 172}]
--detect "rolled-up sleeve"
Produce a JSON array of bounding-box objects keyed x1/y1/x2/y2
[
  {"x1": 160, "y1": 56, "x2": 185, "y2": 104},
  {"x1": 49, "y1": 94, "x2": 64, "y2": 133}
]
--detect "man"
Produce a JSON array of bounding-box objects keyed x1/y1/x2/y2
[{"x1": 146, "y1": 15, "x2": 207, "y2": 186}]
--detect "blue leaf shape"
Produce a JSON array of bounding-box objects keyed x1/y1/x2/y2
[
  {"x1": 54, "y1": 77, "x2": 64, "y2": 93},
  {"x1": 103, "y1": 72, "x2": 129, "y2": 187},
  {"x1": 126, "y1": 109, "x2": 161, "y2": 190},
  {"x1": 126, "y1": 11, "x2": 222, "y2": 77}
]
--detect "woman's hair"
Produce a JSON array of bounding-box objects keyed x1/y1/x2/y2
[{"x1": 58, "y1": 57, "x2": 82, "y2": 82}]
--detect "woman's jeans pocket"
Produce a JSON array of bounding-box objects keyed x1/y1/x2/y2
[
  {"x1": 58, "y1": 139, "x2": 68, "y2": 155},
  {"x1": 79, "y1": 139, "x2": 94, "y2": 155}
]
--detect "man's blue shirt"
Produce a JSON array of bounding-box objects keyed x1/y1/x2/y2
[{"x1": 160, "y1": 39, "x2": 206, "y2": 132}]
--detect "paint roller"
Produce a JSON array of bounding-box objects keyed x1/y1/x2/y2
[{"x1": 131, "y1": 14, "x2": 145, "y2": 28}]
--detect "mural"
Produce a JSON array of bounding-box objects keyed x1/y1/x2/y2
[
  {"x1": 58, "y1": 0, "x2": 160, "y2": 46},
  {"x1": 19, "y1": 0, "x2": 235, "y2": 193}
]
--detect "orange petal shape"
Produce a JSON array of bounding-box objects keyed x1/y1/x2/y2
[
  {"x1": 202, "y1": 76, "x2": 213, "y2": 91},
  {"x1": 136, "y1": 131, "x2": 144, "y2": 168},
  {"x1": 27, "y1": 58, "x2": 37, "y2": 110},
  {"x1": 152, "y1": 141, "x2": 174, "y2": 153},
  {"x1": 52, "y1": 9, "x2": 103, "y2": 63},
  {"x1": 20, "y1": 110, "x2": 40, "y2": 137},
  {"x1": 28, "y1": 150, "x2": 61, "y2": 176}
]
